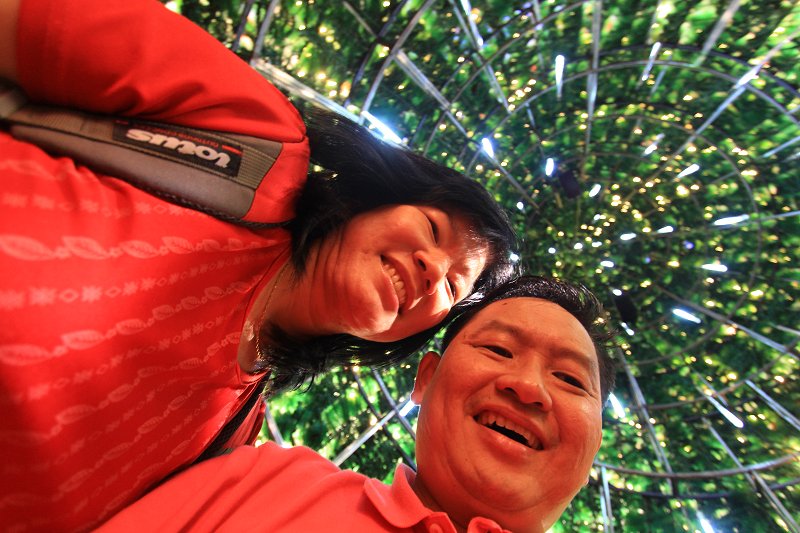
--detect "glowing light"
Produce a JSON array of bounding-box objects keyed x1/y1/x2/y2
[
  {"x1": 735, "y1": 65, "x2": 761, "y2": 88},
  {"x1": 545, "y1": 157, "x2": 556, "y2": 177},
  {"x1": 641, "y1": 42, "x2": 662, "y2": 81},
  {"x1": 656, "y1": 225, "x2": 674, "y2": 234},
  {"x1": 621, "y1": 322, "x2": 635, "y2": 336},
  {"x1": 548, "y1": 247, "x2": 557, "y2": 254},
  {"x1": 509, "y1": 252, "x2": 520, "y2": 263},
  {"x1": 643, "y1": 133, "x2": 664, "y2": 155},
  {"x1": 676, "y1": 164, "x2": 700, "y2": 179},
  {"x1": 516, "y1": 201, "x2": 524, "y2": 210},
  {"x1": 399, "y1": 398, "x2": 417, "y2": 416},
  {"x1": 620, "y1": 233, "x2": 637, "y2": 241},
  {"x1": 361, "y1": 111, "x2": 403, "y2": 144},
  {"x1": 481, "y1": 137, "x2": 495, "y2": 158},
  {"x1": 701, "y1": 264, "x2": 728, "y2": 273},
  {"x1": 698, "y1": 512, "x2": 717, "y2": 533},
  {"x1": 574, "y1": 243, "x2": 584, "y2": 250},
  {"x1": 673, "y1": 308, "x2": 701, "y2": 324},
  {"x1": 704, "y1": 394, "x2": 745, "y2": 429},
  {"x1": 554, "y1": 55, "x2": 565, "y2": 98},
  {"x1": 600, "y1": 260, "x2": 615, "y2": 268},
  {"x1": 608, "y1": 393, "x2": 626, "y2": 418},
  {"x1": 589, "y1": 184, "x2": 602, "y2": 197},
  {"x1": 612, "y1": 289, "x2": 622, "y2": 296},
  {"x1": 713, "y1": 214, "x2": 749, "y2": 226}
]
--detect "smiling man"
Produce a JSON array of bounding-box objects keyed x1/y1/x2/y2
[
  {"x1": 410, "y1": 276, "x2": 615, "y2": 532},
  {"x1": 99, "y1": 276, "x2": 615, "y2": 533}
]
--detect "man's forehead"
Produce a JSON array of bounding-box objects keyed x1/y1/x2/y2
[
  {"x1": 454, "y1": 297, "x2": 599, "y2": 368},
  {"x1": 464, "y1": 297, "x2": 560, "y2": 330}
]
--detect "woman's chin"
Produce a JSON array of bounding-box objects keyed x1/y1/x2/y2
[{"x1": 350, "y1": 315, "x2": 403, "y2": 343}]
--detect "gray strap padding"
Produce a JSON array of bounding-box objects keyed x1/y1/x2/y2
[
  {"x1": 0, "y1": 84, "x2": 27, "y2": 118},
  {"x1": 4, "y1": 102, "x2": 286, "y2": 223}
]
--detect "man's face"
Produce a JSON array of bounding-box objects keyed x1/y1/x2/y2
[{"x1": 411, "y1": 297, "x2": 603, "y2": 533}]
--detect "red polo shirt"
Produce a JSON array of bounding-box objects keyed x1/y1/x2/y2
[
  {"x1": 98, "y1": 442, "x2": 512, "y2": 533},
  {"x1": 0, "y1": 0, "x2": 308, "y2": 529}
]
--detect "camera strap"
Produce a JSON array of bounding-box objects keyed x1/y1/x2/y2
[{"x1": 1, "y1": 85, "x2": 289, "y2": 229}]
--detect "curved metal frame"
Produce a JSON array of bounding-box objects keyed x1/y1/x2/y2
[{"x1": 236, "y1": 1, "x2": 800, "y2": 530}]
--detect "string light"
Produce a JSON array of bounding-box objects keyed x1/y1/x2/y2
[
  {"x1": 673, "y1": 308, "x2": 702, "y2": 323},
  {"x1": 224, "y1": 4, "x2": 800, "y2": 530}
]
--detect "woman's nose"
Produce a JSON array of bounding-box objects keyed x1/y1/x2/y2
[
  {"x1": 413, "y1": 248, "x2": 449, "y2": 295},
  {"x1": 496, "y1": 371, "x2": 553, "y2": 411}
]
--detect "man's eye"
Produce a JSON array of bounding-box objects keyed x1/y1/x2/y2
[
  {"x1": 482, "y1": 345, "x2": 512, "y2": 358},
  {"x1": 555, "y1": 372, "x2": 586, "y2": 390}
]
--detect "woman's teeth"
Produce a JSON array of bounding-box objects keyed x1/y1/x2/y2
[{"x1": 383, "y1": 262, "x2": 407, "y2": 308}]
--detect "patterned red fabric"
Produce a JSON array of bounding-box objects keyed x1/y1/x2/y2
[{"x1": 0, "y1": 0, "x2": 308, "y2": 530}]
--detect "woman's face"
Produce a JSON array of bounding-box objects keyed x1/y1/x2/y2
[{"x1": 306, "y1": 204, "x2": 490, "y2": 342}]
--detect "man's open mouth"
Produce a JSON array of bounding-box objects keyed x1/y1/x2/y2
[{"x1": 475, "y1": 411, "x2": 542, "y2": 450}]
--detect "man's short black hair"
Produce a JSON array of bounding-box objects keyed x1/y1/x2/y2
[{"x1": 441, "y1": 275, "x2": 616, "y2": 404}]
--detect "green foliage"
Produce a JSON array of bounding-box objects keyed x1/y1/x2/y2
[{"x1": 177, "y1": 1, "x2": 800, "y2": 530}]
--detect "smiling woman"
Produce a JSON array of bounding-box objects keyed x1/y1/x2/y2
[
  {"x1": 291, "y1": 205, "x2": 489, "y2": 343},
  {"x1": 259, "y1": 107, "x2": 518, "y2": 390},
  {"x1": 0, "y1": 0, "x2": 516, "y2": 530}
]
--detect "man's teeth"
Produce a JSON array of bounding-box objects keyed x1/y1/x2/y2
[
  {"x1": 476, "y1": 412, "x2": 540, "y2": 449},
  {"x1": 383, "y1": 262, "x2": 407, "y2": 307}
]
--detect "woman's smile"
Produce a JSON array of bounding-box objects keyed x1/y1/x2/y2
[
  {"x1": 381, "y1": 257, "x2": 408, "y2": 310},
  {"x1": 291, "y1": 204, "x2": 489, "y2": 342}
]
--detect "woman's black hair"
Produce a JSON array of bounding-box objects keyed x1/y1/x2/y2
[
  {"x1": 440, "y1": 275, "x2": 617, "y2": 404},
  {"x1": 262, "y1": 107, "x2": 518, "y2": 392}
]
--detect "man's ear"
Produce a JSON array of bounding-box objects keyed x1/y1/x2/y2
[{"x1": 411, "y1": 351, "x2": 441, "y2": 404}]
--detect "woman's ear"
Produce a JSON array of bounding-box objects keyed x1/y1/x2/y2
[{"x1": 411, "y1": 351, "x2": 441, "y2": 404}]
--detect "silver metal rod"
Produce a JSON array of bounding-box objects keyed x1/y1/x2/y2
[
  {"x1": 746, "y1": 380, "x2": 800, "y2": 433},
  {"x1": 705, "y1": 419, "x2": 800, "y2": 532},
  {"x1": 694, "y1": 0, "x2": 742, "y2": 65},
  {"x1": 595, "y1": 452, "x2": 800, "y2": 479},
  {"x1": 617, "y1": 348, "x2": 676, "y2": 493},
  {"x1": 600, "y1": 465, "x2": 615, "y2": 533}
]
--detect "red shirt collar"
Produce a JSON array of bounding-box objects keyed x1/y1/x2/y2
[{"x1": 363, "y1": 464, "x2": 511, "y2": 533}]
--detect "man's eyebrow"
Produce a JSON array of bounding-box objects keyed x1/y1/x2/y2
[{"x1": 468, "y1": 318, "x2": 599, "y2": 374}]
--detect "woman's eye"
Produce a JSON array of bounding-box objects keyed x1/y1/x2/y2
[
  {"x1": 482, "y1": 345, "x2": 512, "y2": 358},
  {"x1": 555, "y1": 372, "x2": 586, "y2": 390},
  {"x1": 426, "y1": 216, "x2": 440, "y2": 243},
  {"x1": 447, "y1": 278, "x2": 456, "y2": 300}
]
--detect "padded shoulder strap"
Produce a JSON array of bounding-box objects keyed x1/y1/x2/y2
[
  {"x1": 0, "y1": 85, "x2": 27, "y2": 119},
  {"x1": 2, "y1": 90, "x2": 290, "y2": 228}
]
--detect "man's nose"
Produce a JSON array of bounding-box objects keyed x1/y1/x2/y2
[
  {"x1": 413, "y1": 248, "x2": 449, "y2": 295},
  {"x1": 496, "y1": 370, "x2": 553, "y2": 410}
]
